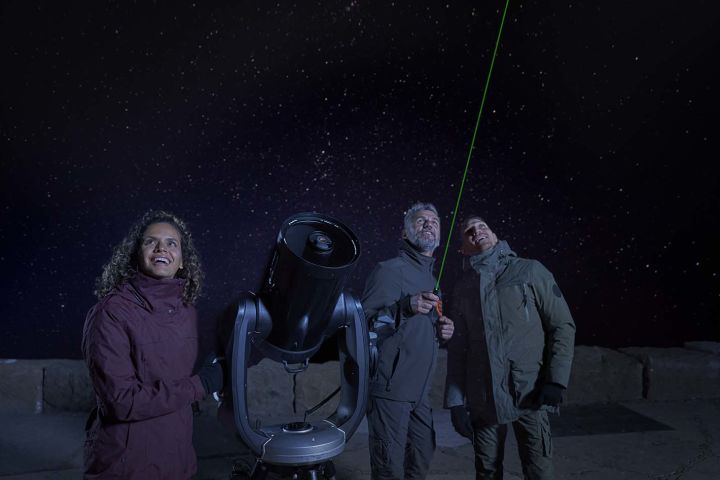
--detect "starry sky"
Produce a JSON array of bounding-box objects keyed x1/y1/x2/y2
[{"x1": 1, "y1": 1, "x2": 718, "y2": 360}]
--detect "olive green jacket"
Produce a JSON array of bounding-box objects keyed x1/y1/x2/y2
[{"x1": 444, "y1": 241, "x2": 575, "y2": 424}]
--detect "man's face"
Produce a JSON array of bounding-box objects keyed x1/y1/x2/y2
[
  {"x1": 138, "y1": 222, "x2": 184, "y2": 279},
  {"x1": 461, "y1": 218, "x2": 498, "y2": 255},
  {"x1": 406, "y1": 209, "x2": 440, "y2": 254}
]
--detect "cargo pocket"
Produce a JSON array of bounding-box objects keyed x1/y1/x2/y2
[
  {"x1": 370, "y1": 436, "x2": 392, "y2": 465},
  {"x1": 510, "y1": 362, "x2": 540, "y2": 409},
  {"x1": 540, "y1": 414, "x2": 553, "y2": 457}
]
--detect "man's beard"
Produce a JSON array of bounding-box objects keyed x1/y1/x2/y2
[{"x1": 408, "y1": 229, "x2": 439, "y2": 253}]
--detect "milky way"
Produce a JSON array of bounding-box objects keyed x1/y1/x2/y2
[{"x1": 1, "y1": 1, "x2": 718, "y2": 359}]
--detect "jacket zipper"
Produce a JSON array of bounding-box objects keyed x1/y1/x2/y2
[{"x1": 522, "y1": 283, "x2": 529, "y2": 322}]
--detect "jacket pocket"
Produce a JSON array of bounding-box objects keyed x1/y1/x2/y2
[
  {"x1": 83, "y1": 420, "x2": 130, "y2": 476},
  {"x1": 385, "y1": 347, "x2": 403, "y2": 391},
  {"x1": 373, "y1": 328, "x2": 404, "y2": 391},
  {"x1": 510, "y1": 362, "x2": 541, "y2": 408},
  {"x1": 496, "y1": 282, "x2": 531, "y2": 330},
  {"x1": 540, "y1": 412, "x2": 553, "y2": 457},
  {"x1": 123, "y1": 421, "x2": 149, "y2": 476}
]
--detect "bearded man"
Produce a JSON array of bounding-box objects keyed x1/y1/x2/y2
[{"x1": 361, "y1": 202, "x2": 455, "y2": 480}]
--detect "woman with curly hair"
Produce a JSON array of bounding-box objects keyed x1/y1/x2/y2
[{"x1": 81, "y1": 210, "x2": 223, "y2": 479}]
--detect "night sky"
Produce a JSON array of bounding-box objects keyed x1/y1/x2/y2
[{"x1": 1, "y1": 1, "x2": 718, "y2": 360}]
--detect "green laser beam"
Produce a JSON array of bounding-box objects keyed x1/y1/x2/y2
[{"x1": 435, "y1": 0, "x2": 511, "y2": 292}]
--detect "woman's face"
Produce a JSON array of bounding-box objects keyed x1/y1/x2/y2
[{"x1": 138, "y1": 222, "x2": 183, "y2": 279}]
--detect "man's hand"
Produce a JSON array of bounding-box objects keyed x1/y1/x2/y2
[
  {"x1": 536, "y1": 383, "x2": 565, "y2": 407},
  {"x1": 410, "y1": 291, "x2": 439, "y2": 314},
  {"x1": 437, "y1": 316, "x2": 454, "y2": 340},
  {"x1": 450, "y1": 405, "x2": 473, "y2": 440}
]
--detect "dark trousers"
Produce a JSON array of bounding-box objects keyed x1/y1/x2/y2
[
  {"x1": 472, "y1": 409, "x2": 553, "y2": 480},
  {"x1": 367, "y1": 395, "x2": 436, "y2": 480}
]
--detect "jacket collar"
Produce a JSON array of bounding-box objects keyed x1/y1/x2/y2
[
  {"x1": 469, "y1": 240, "x2": 516, "y2": 273},
  {"x1": 398, "y1": 239, "x2": 436, "y2": 272},
  {"x1": 126, "y1": 271, "x2": 186, "y2": 312}
]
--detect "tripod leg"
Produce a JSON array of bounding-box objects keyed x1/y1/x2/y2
[
  {"x1": 250, "y1": 461, "x2": 269, "y2": 480},
  {"x1": 322, "y1": 460, "x2": 336, "y2": 480}
]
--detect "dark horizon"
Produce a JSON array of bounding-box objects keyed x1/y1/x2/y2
[{"x1": 1, "y1": 1, "x2": 718, "y2": 360}]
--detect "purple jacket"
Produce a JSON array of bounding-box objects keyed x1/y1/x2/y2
[{"x1": 82, "y1": 272, "x2": 206, "y2": 479}]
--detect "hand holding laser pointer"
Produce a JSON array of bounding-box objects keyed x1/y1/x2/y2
[
  {"x1": 410, "y1": 291, "x2": 454, "y2": 340},
  {"x1": 437, "y1": 315, "x2": 454, "y2": 341},
  {"x1": 410, "y1": 291, "x2": 440, "y2": 315},
  {"x1": 433, "y1": 289, "x2": 454, "y2": 340}
]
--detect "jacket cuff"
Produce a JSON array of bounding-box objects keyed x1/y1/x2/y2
[
  {"x1": 547, "y1": 369, "x2": 570, "y2": 388},
  {"x1": 190, "y1": 375, "x2": 207, "y2": 400},
  {"x1": 444, "y1": 384, "x2": 465, "y2": 409}
]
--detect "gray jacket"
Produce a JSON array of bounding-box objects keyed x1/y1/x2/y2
[
  {"x1": 444, "y1": 240, "x2": 575, "y2": 424},
  {"x1": 362, "y1": 240, "x2": 439, "y2": 403}
]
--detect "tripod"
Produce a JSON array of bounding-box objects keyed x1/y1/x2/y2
[{"x1": 230, "y1": 456, "x2": 337, "y2": 480}]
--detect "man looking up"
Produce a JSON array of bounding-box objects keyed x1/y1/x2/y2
[
  {"x1": 362, "y1": 202, "x2": 455, "y2": 480},
  {"x1": 445, "y1": 215, "x2": 575, "y2": 479}
]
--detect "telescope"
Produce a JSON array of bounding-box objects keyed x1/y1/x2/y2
[{"x1": 218, "y1": 212, "x2": 369, "y2": 479}]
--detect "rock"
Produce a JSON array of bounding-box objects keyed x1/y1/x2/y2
[
  {"x1": 431, "y1": 346, "x2": 645, "y2": 407},
  {"x1": 0, "y1": 359, "x2": 47, "y2": 414},
  {"x1": 620, "y1": 347, "x2": 720, "y2": 400},
  {"x1": 564, "y1": 346, "x2": 643, "y2": 404},
  {"x1": 245, "y1": 359, "x2": 295, "y2": 422},
  {"x1": 683, "y1": 341, "x2": 720, "y2": 355},
  {"x1": 43, "y1": 360, "x2": 94, "y2": 412},
  {"x1": 200, "y1": 358, "x2": 297, "y2": 433},
  {"x1": 3, "y1": 342, "x2": 719, "y2": 416},
  {"x1": 295, "y1": 361, "x2": 341, "y2": 420}
]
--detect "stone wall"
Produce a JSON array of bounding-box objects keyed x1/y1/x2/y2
[
  {"x1": 1, "y1": 342, "x2": 718, "y2": 414},
  {"x1": 620, "y1": 345, "x2": 720, "y2": 400},
  {"x1": 0, "y1": 359, "x2": 95, "y2": 414}
]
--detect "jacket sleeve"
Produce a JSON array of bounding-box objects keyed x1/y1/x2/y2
[
  {"x1": 444, "y1": 284, "x2": 468, "y2": 408},
  {"x1": 82, "y1": 305, "x2": 206, "y2": 423},
  {"x1": 531, "y1": 261, "x2": 576, "y2": 387},
  {"x1": 361, "y1": 263, "x2": 413, "y2": 331}
]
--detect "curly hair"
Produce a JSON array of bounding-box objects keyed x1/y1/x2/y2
[{"x1": 94, "y1": 210, "x2": 204, "y2": 304}]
